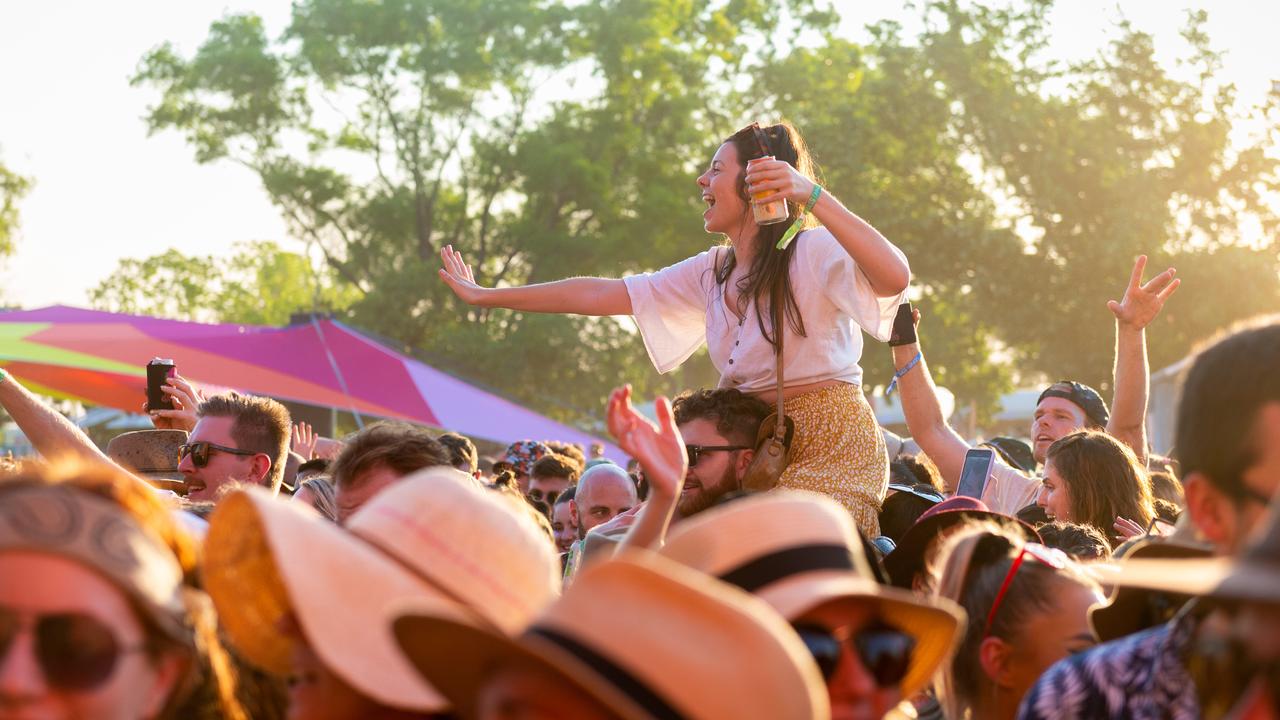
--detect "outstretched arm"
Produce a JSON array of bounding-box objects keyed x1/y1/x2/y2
[
  {"x1": 607, "y1": 385, "x2": 687, "y2": 553},
  {"x1": 1106, "y1": 255, "x2": 1180, "y2": 466},
  {"x1": 439, "y1": 246, "x2": 632, "y2": 316},
  {"x1": 744, "y1": 160, "x2": 910, "y2": 296},
  {"x1": 0, "y1": 371, "x2": 116, "y2": 466},
  {"x1": 891, "y1": 310, "x2": 973, "y2": 490}
]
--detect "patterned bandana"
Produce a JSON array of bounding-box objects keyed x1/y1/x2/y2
[
  {"x1": 0, "y1": 485, "x2": 188, "y2": 643},
  {"x1": 501, "y1": 440, "x2": 552, "y2": 476}
]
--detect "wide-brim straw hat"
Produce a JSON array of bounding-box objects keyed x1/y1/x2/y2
[
  {"x1": 204, "y1": 486, "x2": 460, "y2": 712},
  {"x1": 883, "y1": 496, "x2": 1041, "y2": 588},
  {"x1": 659, "y1": 490, "x2": 965, "y2": 698},
  {"x1": 106, "y1": 429, "x2": 187, "y2": 486},
  {"x1": 1089, "y1": 537, "x2": 1213, "y2": 642},
  {"x1": 1100, "y1": 498, "x2": 1280, "y2": 607},
  {"x1": 351, "y1": 467, "x2": 561, "y2": 635},
  {"x1": 393, "y1": 552, "x2": 830, "y2": 720}
]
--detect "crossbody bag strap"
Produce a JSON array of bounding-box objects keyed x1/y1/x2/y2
[{"x1": 771, "y1": 285, "x2": 786, "y2": 439}]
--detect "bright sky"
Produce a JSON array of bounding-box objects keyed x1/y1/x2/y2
[{"x1": 0, "y1": 1, "x2": 1275, "y2": 310}]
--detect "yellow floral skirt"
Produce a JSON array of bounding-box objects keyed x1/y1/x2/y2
[{"x1": 779, "y1": 383, "x2": 887, "y2": 537}]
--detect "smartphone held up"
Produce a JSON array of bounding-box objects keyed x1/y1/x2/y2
[{"x1": 146, "y1": 358, "x2": 176, "y2": 412}]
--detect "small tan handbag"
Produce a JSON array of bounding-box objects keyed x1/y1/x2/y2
[{"x1": 741, "y1": 289, "x2": 796, "y2": 492}]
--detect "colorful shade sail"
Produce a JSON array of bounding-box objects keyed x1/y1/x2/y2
[{"x1": 0, "y1": 306, "x2": 619, "y2": 456}]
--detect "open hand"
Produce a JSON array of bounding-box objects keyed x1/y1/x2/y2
[
  {"x1": 1108, "y1": 255, "x2": 1180, "y2": 330},
  {"x1": 292, "y1": 422, "x2": 318, "y2": 460},
  {"x1": 606, "y1": 385, "x2": 687, "y2": 500},
  {"x1": 147, "y1": 374, "x2": 204, "y2": 432},
  {"x1": 744, "y1": 156, "x2": 817, "y2": 207},
  {"x1": 438, "y1": 245, "x2": 491, "y2": 307}
]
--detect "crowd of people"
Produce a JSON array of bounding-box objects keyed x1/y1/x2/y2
[{"x1": 0, "y1": 120, "x2": 1276, "y2": 719}]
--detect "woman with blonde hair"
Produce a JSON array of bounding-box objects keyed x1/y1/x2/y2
[
  {"x1": 929, "y1": 522, "x2": 1104, "y2": 720},
  {"x1": 0, "y1": 461, "x2": 245, "y2": 719},
  {"x1": 1038, "y1": 430, "x2": 1156, "y2": 547},
  {"x1": 440, "y1": 121, "x2": 910, "y2": 534}
]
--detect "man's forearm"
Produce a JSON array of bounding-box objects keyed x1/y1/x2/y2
[
  {"x1": 0, "y1": 373, "x2": 114, "y2": 465},
  {"x1": 892, "y1": 342, "x2": 972, "y2": 488},
  {"x1": 1107, "y1": 323, "x2": 1150, "y2": 465}
]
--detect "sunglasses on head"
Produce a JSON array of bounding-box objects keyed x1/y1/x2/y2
[
  {"x1": 983, "y1": 542, "x2": 1069, "y2": 637},
  {"x1": 792, "y1": 620, "x2": 916, "y2": 686},
  {"x1": 685, "y1": 444, "x2": 751, "y2": 468},
  {"x1": 178, "y1": 441, "x2": 256, "y2": 468},
  {"x1": 747, "y1": 121, "x2": 774, "y2": 159},
  {"x1": 0, "y1": 606, "x2": 146, "y2": 691}
]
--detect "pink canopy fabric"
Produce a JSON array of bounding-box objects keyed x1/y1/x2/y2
[{"x1": 0, "y1": 306, "x2": 619, "y2": 455}]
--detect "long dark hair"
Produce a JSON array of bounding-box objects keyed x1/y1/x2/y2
[
  {"x1": 717, "y1": 121, "x2": 821, "y2": 346},
  {"x1": 1046, "y1": 430, "x2": 1155, "y2": 547}
]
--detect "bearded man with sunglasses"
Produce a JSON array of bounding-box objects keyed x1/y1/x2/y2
[
  {"x1": 178, "y1": 392, "x2": 291, "y2": 502},
  {"x1": 671, "y1": 388, "x2": 770, "y2": 519}
]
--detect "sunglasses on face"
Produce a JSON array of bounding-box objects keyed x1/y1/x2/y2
[
  {"x1": 792, "y1": 620, "x2": 916, "y2": 687},
  {"x1": 685, "y1": 444, "x2": 751, "y2": 468},
  {"x1": 0, "y1": 606, "x2": 145, "y2": 691},
  {"x1": 527, "y1": 488, "x2": 559, "y2": 505},
  {"x1": 983, "y1": 542, "x2": 1069, "y2": 637},
  {"x1": 178, "y1": 441, "x2": 256, "y2": 468}
]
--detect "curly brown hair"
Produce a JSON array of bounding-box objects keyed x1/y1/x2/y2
[{"x1": 672, "y1": 388, "x2": 770, "y2": 447}]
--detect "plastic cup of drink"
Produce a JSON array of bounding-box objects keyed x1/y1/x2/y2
[{"x1": 747, "y1": 157, "x2": 788, "y2": 225}]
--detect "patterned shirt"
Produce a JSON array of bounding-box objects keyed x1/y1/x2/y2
[{"x1": 1016, "y1": 608, "x2": 1202, "y2": 720}]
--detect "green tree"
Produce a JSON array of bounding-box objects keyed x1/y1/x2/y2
[
  {"x1": 0, "y1": 154, "x2": 32, "y2": 258},
  {"x1": 127, "y1": 0, "x2": 1279, "y2": 429},
  {"x1": 89, "y1": 241, "x2": 356, "y2": 326},
  {"x1": 131, "y1": 0, "x2": 831, "y2": 425},
  {"x1": 915, "y1": 2, "x2": 1280, "y2": 391}
]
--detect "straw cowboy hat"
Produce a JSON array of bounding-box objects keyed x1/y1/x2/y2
[
  {"x1": 1102, "y1": 496, "x2": 1280, "y2": 606},
  {"x1": 106, "y1": 429, "x2": 187, "y2": 491},
  {"x1": 1085, "y1": 515, "x2": 1213, "y2": 638},
  {"x1": 883, "y1": 495, "x2": 1040, "y2": 588},
  {"x1": 204, "y1": 466, "x2": 560, "y2": 713},
  {"x1": 658, "y1": 490, "x2": 965, "y2": 698},
  {"x1": 393, "y1": 552, "x2": 830, "y2": 720}
]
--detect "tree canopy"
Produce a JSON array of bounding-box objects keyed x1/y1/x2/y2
[{"x1": 108, "y1": 0, "x2": 1280, "y2": 427}]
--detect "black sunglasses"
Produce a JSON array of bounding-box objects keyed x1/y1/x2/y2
[
  {"x1": 0, "y1": 607, "x2": 145, "y2": 690},
  {"x1": 178, "y1": 440, "x2": 256, "y2": 468},
  {"x1": 685, "y1": 444, "x2": 751, "y2": 468},
  {"x1": 792, "y1": 620, "x2": 916, "y2": 686}
]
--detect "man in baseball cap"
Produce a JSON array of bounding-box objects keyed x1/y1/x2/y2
[{"x1": 886, "y1": 256, "x2": 1179, "y2": 514}]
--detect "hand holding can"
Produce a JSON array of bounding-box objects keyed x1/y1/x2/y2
[{"x1": 746, "y1": 156, "x2": 789, "y2": 226}]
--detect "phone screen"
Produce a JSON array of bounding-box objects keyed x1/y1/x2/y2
[{"x1": 956, "y1": 448, "x2": 995, "y2": 499}]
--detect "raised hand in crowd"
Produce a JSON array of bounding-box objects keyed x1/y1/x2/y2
[
  {"x1": 147, "y1": 373, "x2": 204, "y2": 432},
  {"x1": 291, "y1": 421, "x2": 318, "y2": 459},
  {"x1": 605, "y1": 384, "x2": 688, "y2": 552},
  {"x1": 1107, "y1": 255, "x2": 1180, "y2": 330}
]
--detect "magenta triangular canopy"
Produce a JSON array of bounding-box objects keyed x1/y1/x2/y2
[{"x1": 0, "y1": 305, "x2": 618, "y2": 455}]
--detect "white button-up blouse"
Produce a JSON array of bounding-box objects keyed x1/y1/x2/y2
[{"x1": 622, "y1": 228, "x2": 906, "y2": 392}]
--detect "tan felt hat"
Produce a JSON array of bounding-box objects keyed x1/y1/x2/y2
[
  {"x1": 106, "y1": 429, "x2": 187, "y2": 484},
  {"x1": 204, "y1": 466, "x2": 561, "y2": 713},
  {"x1": 393, "y1": 552, "x2": 831, "y2": 720},
  {"x1": 1089, "y1": 537, "x2": 1213, "y2": 642},
  {"x1": 659, "y1": 490, "x2": 966, "y2": 698},
  {"x1": 204, "y1": 487, "x2": 456, "y2": 711},
  {"x1": 351, "y1": 467, "x2": 561, "y2": 635},
  {"x1": 1100, "y1": 496, "x2": 1280, "y2": 607}
]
